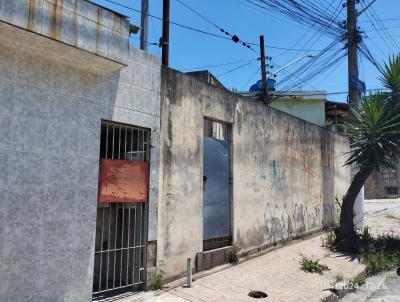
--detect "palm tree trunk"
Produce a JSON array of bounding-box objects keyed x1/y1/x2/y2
[{"x1": 335, "y1": 167, "x2": 373, "y2": 252}]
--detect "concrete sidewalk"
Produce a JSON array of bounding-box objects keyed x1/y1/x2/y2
[
  {"x1": 119, "y1": 234, "x2": 365, "y2": 302},
  {"x1": 342, "y1": 271, "x2": 400, "y2": 302},
  {"x1": 364, "y1": 199, "x2": 400, "y2": 236},
  {"x1": 109, "y1": 199, "x2": 400, "y2": 302}
]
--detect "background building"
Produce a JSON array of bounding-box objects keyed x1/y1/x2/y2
[{"x1": 365, "y1": 166, "x2": 400, "y2": 199}]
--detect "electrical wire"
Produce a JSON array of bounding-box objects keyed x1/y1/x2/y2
[
  {"x1": 360, "y1": 0, "x2": 397, "y2": 51},
  {"x1": 275, "y1": 39, "x2": 347, "y2": 96},
  {"x1": 241, "y1": 0, "x2": 348, "y2": 96},
  {"x1": 101, "y1": 0, "x2": 232, "y2": 40},
  {"x1": 240, "y1": 66, "x2": 261, "y2": 90},
  {"x1": 216, "y1": 62, "x2": 254, "y2": 77},
  {"x1": 245, "y1": 0, "x2": 346, "y2": 38},
  {"x1": 368, "y1": 4, "x2": 400, "y2": 49},
  {"x1": 181, "y1": 58, "x2": 257, "y2": 71},
  {"x1": 175, "y1": 0, "x2": 259, "y2": 54},
  {"x1": 100, "y1": 0, "x2": 348, "y2": 53},
  {"x1": 274, "y1": 88, "x2": 390, "y2": 97}
]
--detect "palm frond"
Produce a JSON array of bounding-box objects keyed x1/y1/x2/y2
[
  {"x1": 343, "y1": 95, "x2": 400, "y2": 169},
  {"x1": 379, "y1": 54, "x2": 400, "y2": 93}
]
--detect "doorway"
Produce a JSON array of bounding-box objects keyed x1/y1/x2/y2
[
  {"x1": 93, "y1": 121, "x2": 150, "y2": 298},
  {"x1": 203, "y1": 118, "x2": 232, "y2": 251}
]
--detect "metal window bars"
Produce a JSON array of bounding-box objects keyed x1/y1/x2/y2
[
  {"x1": 204, "y1": 118, "x2": 228, "y2": 141},
  {"x1": 101, "y1": 121, "x2": 150, "y2": 162},
  {"x1": 93, "y1": 121, "x2": 150, "y2": 297},
  {"x1": 93, "y1": 203, "x2": 146, "y2": 295}
]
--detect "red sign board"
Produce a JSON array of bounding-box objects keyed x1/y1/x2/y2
[{"x1": 98, "y1": 159, "x2": 149, "y2": 203}]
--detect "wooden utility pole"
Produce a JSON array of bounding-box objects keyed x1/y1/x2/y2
[
  {"x1": 259, "y1": 35, "x2": 267, "y2": 96},
  {"x1": 140, "y1": 0, "x2": 149, "y2": 51},
  {"x1": 162, "y1": 0, "x2": 170, "y2": 66},
  {"x1": 347, "y1": 0, "x2": 360, "y2": 107}
]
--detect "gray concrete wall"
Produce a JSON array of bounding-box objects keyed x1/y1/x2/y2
[
  {"x1": 0, "y1": 27, "x2": 160, "y2": 302},
  {"x1": 158, "y1": 67, "x2": 350, "y2": 276}
]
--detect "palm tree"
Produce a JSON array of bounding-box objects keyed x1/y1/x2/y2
[{"x1": 335, "y1": 54, "x2": 400, "y2": 252}]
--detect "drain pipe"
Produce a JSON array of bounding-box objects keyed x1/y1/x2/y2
[{"x1": 187, "y1": 258, "x2": 192, "y2": 288}]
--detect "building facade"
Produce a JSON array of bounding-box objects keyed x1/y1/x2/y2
[
  {"x1": 0, "y1": 1, "x2": 160, "y2": 301},
  {"x1": 269, "y1": 91, "x2": 327, "y2": 127},
  {"x1": 365, "y1": 166, "x2": 400, "y2": 199}
]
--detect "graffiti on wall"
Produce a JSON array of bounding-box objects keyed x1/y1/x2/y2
[
  {"x1": 264, "y1": 202, "x2": 292, "y2": 244},
  {"x1": 250, "y1": 174, "x2": 267, "y2": 192},
  {"x1": 262, "y1": 199, "x2": 335, "y2": 245},
  {"x1": 322, "y1": 202, "x2": 342, "y2": 226},
  {"x1": 271, "y1": 160, "x2": 286, "y2": 191}
]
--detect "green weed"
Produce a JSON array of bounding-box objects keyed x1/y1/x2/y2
[
  {"x1": 149, "y1": 269, "x2": 166, "y2": 290},
  {"x1": 300, "y1": 255, "x2": 330, "y2": 274},
  {"x1": 227, "y1": 243, "x2": 241, "y2": 264},
  {"x1": 349, "y1": 272, "x2": 367, "y2": 288},
  {"x1": 321, "y1": 228, "x2": 336, "y2": 250},
  {"x1": 360, "y1": 232, "x2": 400, "y2": 276},
  {"x1": 149, "y1": 261, "x2": 166, "y2": 290}
]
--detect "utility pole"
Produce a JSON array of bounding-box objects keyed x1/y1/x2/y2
[
  {"x1": 347, "y1": 0, "x2": 360, "y2": 107},
  {"x1": 259, "y1": 35, "x2": 267, "y2": 98},
  {"x1": 140, "y1": 0, "x2": 149, "y2": 51},
  {"x1": 162, "y1": 0, "x2": 170, "y2": 66}
]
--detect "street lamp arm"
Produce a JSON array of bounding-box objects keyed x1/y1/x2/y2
[{"x1": 267, "y1": 54, "x2": 314, "y2": 79}]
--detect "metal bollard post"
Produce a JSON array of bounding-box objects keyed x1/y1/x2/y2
[{"x1": 187, "y1": 258, "x2": 192, "y2": 288}]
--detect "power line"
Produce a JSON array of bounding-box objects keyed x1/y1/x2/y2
[
  {"x1": 102, "y1": 0, "x2": 232, "y2": 40},
  {"x1": 103, "y1": 0, "x2": 347, "y2": 54},
  {"x1": 360, "y1": 0, "x2": 399, "y2": 50},
  {"x1": 180, "y1": 58, "x2": 257, "y2": 71},
  {"x1": 174, "y1": 0, "x2": 220, "y2": 30},
  {"x1": 247, "y1": 42, "x2": 344, "y2": 52},
  {"x1": 245, "y1": 0, "x2": 346, "y2": 38},
  {"x1": 216, "y1": 62, "x2": 254, "y2": 77},
  {"x1": 271, "y1": 0, "x2": 346, "y2": 60},
  {"x1": 369, "y1": 8, "x2": 400, "y2": 49},
  {"x1": 174, "y1": 0, "x2": 259, "y2": 54},
  {"x1": 363, "y1": 25, "x2": 400, "y2": 32},
  {"x1": 368, "y1": 35, "x2": 400, "y2": 39},
  {"x1": 241, "y1": 66, "x2": 261, "y2": 90},
  {"x1": 274, "y1": 87, "x2": 390, "y2": 97},
  {"x1": 359, "y1": 18, "x2": 400, "y2": 23}
]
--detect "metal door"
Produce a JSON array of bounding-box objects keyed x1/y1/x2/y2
[
  {"x1": 93, "y1": 121, "x2": 150, "y2": 298},
  {"x1": 203, "y1": 119, "x2": 231, "y2": 250}
]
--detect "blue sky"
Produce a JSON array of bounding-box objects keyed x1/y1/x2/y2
[{"x1": 91, "y1": 0, "x2": 399, "y2": 102}]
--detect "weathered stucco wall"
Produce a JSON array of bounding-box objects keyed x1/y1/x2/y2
[
  {"x1": 158, "y1": 67, "x2": 350, "y2": 276},
  {"x1": 0, "y1": 26, "x2": 160, "y2": 302}
]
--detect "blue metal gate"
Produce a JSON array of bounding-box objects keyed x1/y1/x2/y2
[{"x1": 203, "y1": 119, "x2": 231, "y2": 250}]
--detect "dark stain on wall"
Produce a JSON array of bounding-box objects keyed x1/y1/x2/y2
[{"x1": 159, "y1": 66, "x2": 348, "y2": 259}]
